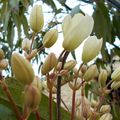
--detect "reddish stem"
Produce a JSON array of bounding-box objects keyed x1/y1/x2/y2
[
  {"x1": 2, "y1": 82, "x2": 22, "y2": 120},
  {"x1": 35, "y1": 111, "x2": 40, "y2": 120},
  {"x1": 49, "y1": 89, "x2": 53, "y2": 120},
  {"x1": 71, "y1": 90, "x2": 76, "y2": 120}
]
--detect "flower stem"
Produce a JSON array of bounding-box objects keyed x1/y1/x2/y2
[
  {"x1": 71, "y1": 90, "x2": 76, "y2": 120},
  {"x1": 57, "y1": 51, "x2": 69, "y2": 120},
  {"x1": 49, "y1": 89, "x2": 53, "y2": 120},
  {"x1": 30, "y1": 32, "x2": 36, "y2": 53},
  {"x1": 35, "y1": 111, "x2": 40, "y2": 120}
]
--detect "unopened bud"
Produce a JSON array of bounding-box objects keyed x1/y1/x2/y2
[
  {"x1": 24, "y1": 85, "x2": 41, "y2": 111},
  {"x1": 82, "y1": 97, "x2": 91, "y2": 118},
  {"x1": 30, "y1": 5, "x2": 44, "y2": 33},
  {"x1": 111, "y1": 81, "x2": 120, "y2": 90},
  {"x1": 64, "y1": 60, "x2": 77, "y2": 70},
  {"x1": 81, "y1": 64, "x2": 87, "y2": 74},
  {"x1": 43, "y1": 29, "x2": 58, "y2": 48},
  {"x1": 32, "y1": 76, "x2": 42, "y2": 91},
  {"x1": 100, "y1": 105, "x2": 111, "y2": 113},
  {"x1": 0, "y1": 59, "x2": 8, "y2": 70},
  {"x1": 11, "y1": 53, "x2": 35, "y2": 85},
  {"x1": 41, "y1": 53, "x2": 57, "y2": 75},
  {"x1": 22, "y1": 38, "x2": 31, "y2": 51},
  {"x1": 56, "y1": 62, "x2": 62, "y2": 71},
  {"x1": 99, "y1": 113, "x2": 112, "y2": 120},
  {"x1": 98, "y1": 69, "x2": 107, "y2": 88},
  {"x1": 111, "y1": 66, "x2": 120, "y2": 81},
  {"x1": 83, "y1": 65, "x2": 98, "y2": 81},
  {"x1": 0, "y1": 49, "x2": 4, "y2": 60}
]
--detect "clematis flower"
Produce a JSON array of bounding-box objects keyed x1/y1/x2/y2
[
  {"x1": 82, "y1": 36, "x2": 103, "y2": 63},
  {"x1": 62, "y1": 13, "x2": 94, "y2": 51}
]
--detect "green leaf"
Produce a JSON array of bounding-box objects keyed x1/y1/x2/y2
[
  {"x1": 92, "y1": 1, "x2": 112, "y2": 44},
  {"x1": 21, "y1": 14, "x2": 29, "y2": 37},
  {"x1": 12, "y1": 14, "x2": 21, "y2": 39},
  {"x1": 7, "y1": 21, "x2": 14, "y2": 48},
  {"x1": 0, "y1": 77, "x2": 71, "y2": 120}
]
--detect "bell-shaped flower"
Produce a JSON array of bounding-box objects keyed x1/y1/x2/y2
[
  {"x1": 62, "y1": 13, "x2": 94, "y2": 51},
  {"x1": 82, "y1": 36, "x2": 103, "y2": 63}
]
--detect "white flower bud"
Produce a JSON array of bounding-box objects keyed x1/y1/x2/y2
[
  {"x1": 82, "y1": 36, "x2": 103, "y2": 63},
  {"x1": 22, "y1": 38, "x2": 31, "y2": 51}
]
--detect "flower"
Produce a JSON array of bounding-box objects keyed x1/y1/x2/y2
[
  {"x1": 111, "y1": 66, "x2": 120, "y2": 81},
  {"x1": 41, "y1": 53, "x2": 57, "y2": 75},
  {"x1": 82, "y1": 36, "x2": 103, "y2": 63},
  {"x1": 98, "y1": 69, "x2": 107, "y2": 88},
  {"x1": 30, "y1": 5, "x2": 44, "y2": 33},
  {"x1": 83, "y1": 65, "x2": 98, "y2": 81},
  {"x1": 21, "y1": 38, "x2": 31, "y2": 51},
  {"x1": 43, "y1": 29, "x2": 58, "y2": 48},
  {"x1": 62, "y1": 13, "x2": 94, "y2": 51},
  {"x1": 11, "y1": 53, "x2": 35, "y2": 85}
]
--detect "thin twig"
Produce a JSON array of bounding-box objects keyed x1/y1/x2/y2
[
  {"x1": 35, "y1": 111, "x2": 40, "y2": 120},
  {"x1": 57, "y1": 51, "x2": 69, "y2": 120}
]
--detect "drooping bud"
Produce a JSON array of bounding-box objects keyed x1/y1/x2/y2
[
  {"x1": 32, "y1": 76, "x2": 42, "y2": 91},
  {"x1": 81, "y1": 64, "x2": 87, "y2": 74},
  {"x1": 56, "y1": 62, "x2": 62, "y2": 71},
  {"x1": 30, "y1": 5, "x2": 44, "y2": 33},
  {"x1": 0, "y1": 59, "x2": 8, "y2": 70},
  {"x1": 111, "y1": 66, "x2": 120, "y2": 81},
  {"x1": 100, "y1": 105, "x2": 111, "y2": 113},
  {"x1": 11, "y1": 53, "x2": 34, "y2": 85},
  {"x1": 24, "y1": 85, "x2": 41, "y2": 111},
  {"x1": 99, "y1": 113, "x2": 112, "y2": 120},
  {"x1": 0, "y1": 49, "x2": 4, "y2": 60},
  {"x1": 82, "y1": 97, "x2": 91, "y2": 118},
  {"x1": 64, "y1": 60, "x2": 77, "y2": 70},
  {"x1": 83, "y1": 65, "x2": 98, "y2": 81},
  {"x1": 43, "y1": 29, "x2": 58, "y2": 48},
  {"x1": 82, "y1": 36, "x2": 103, "y2": 63},
  {"x1": 62, "y1": 14, "x2": 94, "y2": 51},
  {"x1": 111, "y1": 81, "x2": 120, "y2": 90},
  {"x1": 98, "y1": 69, "x2": 107, "y2": 88},
  {"x1": 21, "y1": 38, "x2": 31, "y2": 51},
  {"x1": 41, "y1": 53, "x2": 57, "y2": 75}
]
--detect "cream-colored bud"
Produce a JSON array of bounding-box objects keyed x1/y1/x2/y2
[
  {"x1": 41, "y1": 53, "x2": 57, "y2": 75},
  {"x1": 32, "y1": 76, "x2": 42, "y2": 91},
  {"x1": 24, "y1": 85, "x2": 41, "y2": 111},
  {"x1": 0, "y1": 59, "x2": 8, "y2": 70},
  {"x1": 64, "y1": 60, "x2": 77, "y2": 70},
  {"x1": 82, "y1": 36, "x2": 103, "y2": 63},
  {"x1": 62, "y1": 14, "x2": 94, "y2": 51},
  {"x1": 0, "y1": 49, "x2": 4, "y2": 60},
  {"x1": 111, "y1": 66, "x2": 120, "y2": 81},
  {"x1": 98, "y1": 69, "x2": 107, "y2": 88},
  {"x1": 21, "y1": 38, "x2": 31, "y2": 51},
  {"x1": 43, "y1": 29, "x2": 58, "y2": 48},
  {"x1": 111, "y1": 81, "x2": 120, "y2": 90},
  {"x1": 56, "y1": 62, "x2": 62, "y2": 71},
  {"x1": 30, "y1": 5, "x2": 44, "y2": 33},
  {"x1": 100, "y1": 105, "x2": 111, "y2": 113},
  {"x1": 99, "y1": 113, "x2": 112, "y2": 120},
  {"x1": 11, "y1": 53, "x2": 35, "y2": 85},
  {"x1": 83, "y1": 65, "x2": 98, "y2": 81},
  {"x1": 27, "y1": 49, "x2": 38, "y2": 60}
]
